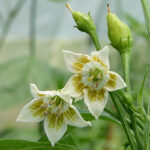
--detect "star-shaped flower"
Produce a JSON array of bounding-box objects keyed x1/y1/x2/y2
[
  {"x1": 17, "y1": 84, "x2": 91, "y2": 146},
  {"x1": 62, "y1": 46, "x2": 126, "y2": 119}
]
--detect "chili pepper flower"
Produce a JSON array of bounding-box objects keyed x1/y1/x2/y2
[
  {"x1": 62, "y1": 46, "x2": 126, "y2": 119},
  {"x1": 16, "y1": 84, "x2": 91, "y2": 146}
]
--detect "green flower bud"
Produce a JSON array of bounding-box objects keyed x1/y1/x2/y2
[
  {"x1": 124, "y1": 92, "x2": 133, "y2": 105},
  {"x1": 107, "y1": 4, "x2": 133, "y2": 53},
  {"x1": 66, "y1": 3, "x2": 101, "y2": 50},
  {"x1": 72, "y1": 11, "x2": 96, "y2": 34}
]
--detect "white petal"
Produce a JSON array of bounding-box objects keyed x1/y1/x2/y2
[
  {"x1": 62, "y1": 75, "x2": 84, "y2": 99},
  {"x1": 56, "y1": 91, "x2": 72, "y2": 104},
  {"x1": 91, "y1": 46, "x2": 110, "y2": 69},
  {"x1": 63, "y1": 50, "x2": 90, "y2": 73},
  {"x1": 44, "y1": 117, "x2": 67, "y2": 146},
  {"x1": 64, "y1": 105, "x2": 91, "y2": 127},
  {"x1": 105, "y1": 71, "x2": 126, "y2": 91},
  {"x1": 30, "y1": 83, "x2": 55, "y2": 98},
  {"x1": 84, "y1": 88, "x2": 108, "y2": 119},
  {"x1": 16, "y1": 99, "x2": 44, "y2": 122}
]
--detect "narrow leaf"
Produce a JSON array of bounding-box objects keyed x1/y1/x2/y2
[
  {"x1": 137, "y1": 68, "x2": 149, "y2": 112},
  {"x1": 141, "y1": 0, "x2": 150, "y2": 39},
  {"x1": 0, "y1": 139, "x2": 80, "y2": 150}
]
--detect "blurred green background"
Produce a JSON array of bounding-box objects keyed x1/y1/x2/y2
[{"x1": 0, "y1": 0, "x2": 150, "y2": 150}]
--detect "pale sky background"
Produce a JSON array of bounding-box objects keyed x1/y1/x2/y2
[{"x1": 0, "y1": 0, "x2": 145, "y2": 39}]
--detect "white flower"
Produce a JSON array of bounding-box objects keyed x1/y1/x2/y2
[
  {"x1": 16, "y1": 84, "x2": 91, "y2": 146},
  {"x1": 62, "y1": 46, "x2": 126, "y2": 119}
]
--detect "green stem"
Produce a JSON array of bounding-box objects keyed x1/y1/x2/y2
[
  {"x1": 129, "y1": 112, "x2": 143, "y2": 150},
  {"x1": 29, "y1": 0, "x2": 37, "y2": 56},
  {"x1": 110, "y1": 92, "x2": 136, "y2": 150},
  {"x1": 144, "y1": 101, "x2": 150, "y2": 150},
  {"x1": 120, "y1": 50, "x2": 131, "y2": 93},
  {"x1": 115, "y1": 91, "x2": 143, "y2": 149},
  {"x1": 144, "y1": 119, "x2": 150, "y2": 150},
  {"x1": 89, "y1": 30, "x2": 101, "y2": 50}
]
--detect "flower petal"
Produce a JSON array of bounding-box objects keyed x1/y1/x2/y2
[
  {"x1": 84, "y1": 88, "x2": 108, "y2": 119},
  {"x1": 44, "y1": 114, "x2": 67, "y2": 146},
  {"x1": 105, "y1": 71, "x2": 126, "y2": 91},
  {"x1": 30, "y1": 84, "x2": 54, "y2": 98},
  {"x1": 62, "y1": 75, "x2": 84, "y2": 99},
  {"x1": 63, "y1": 50, "x2": 90, "y2": 73},
  {"x1": 16, "y1": 99, "x2": 45, "y2": 122},
  {"x1": 56, "y1": 91, "x2": 72, "y2": 104},
  {"x1": 91, "y1": 46, "x2": 110, "y2": 69},
  {"x1": 64, "y1": 105, "x2": 91, "y2": 127}
]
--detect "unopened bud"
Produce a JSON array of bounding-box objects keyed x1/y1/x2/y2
[
  {"x1": 107, "y1": 4, "x2": 133, "y2": 53},
  {"x1": 66, "y1": 3, "x2": 101, "y2": 50}
]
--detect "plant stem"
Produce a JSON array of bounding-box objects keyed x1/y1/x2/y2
[
  {"x1": 140, "y1": 0, "x2": 150, "y2": 40},
  {"x1": 144, "y1": 101, "x2": 150, "y2": 150},
  {"x1": 110, "y1": 92, "x2": 136, "y2": 150},
  {"x1": 89, "y1": 30, "x2": 101, "y2": 50},
  {"x1": 0, "y1": 0, "x2": 25, "y2": 53},
  {"x1": 144, "y1": 119, "x2": 150, "y2": 150},
  {"x1": 129, "y1": 112, "x2": 143, "y2": 150},
  {"x1": 120, "y1": 50, "x2": 131, "y2": 93},
  {"x1": 29, "y1": 0, "x2": 38, "y2": 57}
]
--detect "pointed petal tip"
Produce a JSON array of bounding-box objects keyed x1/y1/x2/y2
[
  {"x1": 51, "y1": 141, "x2": 55, "y2": 147},
  {"x1": 30, "y1": 83, "x2": 37, "y2": 89},
  {"x1": 87, "y1": 121, "x2": 92, "y2": 126},
  {"x1": 94, "y1": 116, "x2": 99, "y2": 120},
  {"x1": 62, "y1": 49, "x2": 69, "y2": 53}
]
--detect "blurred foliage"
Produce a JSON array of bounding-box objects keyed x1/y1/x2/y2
[
  {"x1": 124, "y1": 14, "x2": 149, "y2": 42},
  {"x1": 0, "y1": 56, "x2": 68, "y2": 109},
  {"x1": 140, "y1": 0, "x2": 150, "y2": 39},
  {"x1": 47, "y1": 0, "x2": 69, "y2": 2}
]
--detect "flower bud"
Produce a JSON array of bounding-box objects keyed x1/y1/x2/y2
[
  {"x1": 107, "y1": 4, "x2": 133, "y2": 53},
  {"x1": 72, "y1": 11, "x2": 96, "y2": 34},
  {"x1": 124, "y1": 92, "x2": 133, "y2": 105},
  {"x1": 66, "y1": 3, "x2": 101, "y2": 50}
]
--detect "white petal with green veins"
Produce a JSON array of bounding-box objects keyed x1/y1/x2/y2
[
  {"x1": 30, "y1": 84, "x2": 55, "y2": 98},
  {"x1": 91, "y1": 46, "x2": 110, "y2": 70},
  {"x1": 63, "y1": 50, "x2": 90, "y2": 73},
  {"x1": 16, "y1": 99, "x2": 45, "y2": 122},
  {"x1": 62, "y1": 75, "x2": 84, "y2": 99},
  {"x1": 105, "y1": 71, "x2": 126, "y2": 91},
  {"x1": 44, "y1": 114, "x2": 67, "y2": 146},
  {"x1": 84, "y1": 88, "x2": 108, "y2": 119},
  {"x1": 64, "y1": 105, "x2": 91, "y2": 127}
]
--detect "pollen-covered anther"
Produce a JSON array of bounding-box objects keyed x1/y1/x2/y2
[
  {"x1": 40, "y1": 103, "x2": 48, "y2": 109},
  {"x1": 97, "y1": 73, "x2": 102, "y2": 79},
  {"x1": 49, "y1": 97, "x2": 57, "y2": 105},
  {"x1": 88, "y1": 75, "x2": 94, "y2": 82},
  {"x1": 56, "y1": 101, "x2": 63, "y2": 117},
  {"x1": 44, "y1": 111, "x2": 50, "y2": 117}
]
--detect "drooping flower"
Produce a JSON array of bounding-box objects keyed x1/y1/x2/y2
[
  {"x1": 62, "y1": 46, "x2": 126, "y2": 119},
  {"x1": 16, "y1": 84, "x2": 91, "y2": 146}
]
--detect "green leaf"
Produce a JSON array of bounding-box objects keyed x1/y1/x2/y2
[
  {"x1": 140, "y1": 0, "x2": 150, "y2": 39},
  {"x1": 137, "y1": 68, "x2": 149, "y2": 113},
  {"x1": 0, "y1": 139, "x2": 80, "y2": 150},
  {"x1": 38, "y1": 133, "x2": 78, "y2": 147},
  {"x1": 80, "y1": 110, "x2": 121, "y2": 125}
]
